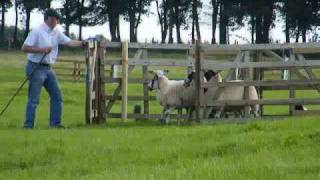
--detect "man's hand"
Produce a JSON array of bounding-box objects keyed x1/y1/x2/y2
[
  {"x1": 67, "y1": 40, "x2": 86, "y2": 48},
  {"x1": 81, "y1": 41, "x2": 88, "y2": 49},
  {"x1": 42, "y1": 47, "x2": 52, "y2": 54}
]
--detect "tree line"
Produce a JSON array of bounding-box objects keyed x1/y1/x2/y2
[{"x1": 0, "y1": 0, "x2": 320, "y2": 46}]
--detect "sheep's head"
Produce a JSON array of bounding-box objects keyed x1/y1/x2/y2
[
  {"x1": 184, "y1": 71, "x2": 195, "y2": 88},
  {"x1": 184, "y1": 71, "x2": 211, "y2": 93},
  {"x1": 204, "y1": 70, "x2": 218, "y2": 81},
  {"x1": 148, "y1": 70, "x2": 169, "y2": 91}
]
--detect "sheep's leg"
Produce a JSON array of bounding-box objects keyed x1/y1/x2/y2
[
  {"x1": 252, "y1": 104, "x2": 260, "y2": 118},
  {"x1": 164, "y1": 107, "x2": 175, "y2": 124},
  {"x1": 161, "y1": 106, "x2": 172, "y2": 124},
  {"x1": 210, "y1": 109, "x2": 217, "y2": 119},
  {"x1": 177, "y1": 108, "x2": 182, "y2": 125},
  {"x1": 188, "y1": 107, "x2": 195, "y2": 121},
  {"x1": 224, "y1": 112, "x2": 229, "y2": 118},
  {"x1": 205, "y1": 106, "x2": 214, "y2": 119},
  {"x1": 235, "y1": 109, "x2": 242, "y2": 118},
  {"x1": 185, "y1": 108, "x2": 190, "y2": 120},
  {"x1": 244, "y1": 105, "x2": 251, "y2": 118},
  {"x1": 233, "y1": 109, "x2": 238, "y2": 118},
  {"x1": 190, "y1": 107, "x2": 204, "y2": 121},
  {"x1": 241, "y1": 108, "x2": 245, "y2": 118},
  {"x1": 184, "y1": 108, "x2": 189, "y2": 121},
  {"x1": 199, "y1": 108, "x2": 204, "y2": 120},
  {"x1": 215, "y1": 105, "x2": 225, "y2": 119},
  {"x1": 160, "y1": 107, "x2": 168, "y2": 124}
]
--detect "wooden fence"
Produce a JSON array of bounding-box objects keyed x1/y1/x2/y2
[
  {"x1": 194, "y1": 40, "x2": 320, "y2": 120},
  {"x1": 103, "y1": 42, "x2": 194, "y2": 121},
  {"x1": 55, "y1": 40, "x2": 320, "y2": 124}
]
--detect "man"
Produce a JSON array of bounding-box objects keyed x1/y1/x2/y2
[{"x1": 21, "y1": 9, "x2": 84, "y2": 128}]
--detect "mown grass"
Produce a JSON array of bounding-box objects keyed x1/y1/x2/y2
[
  {"x1": 0, "y1": 50, "x2": 320, "y2": 179},
  {"x1": 1, "y1": 118, "x2": 320, "y2": 179}
]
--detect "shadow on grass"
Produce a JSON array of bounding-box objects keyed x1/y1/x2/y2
[
  {"x1": 75, "y1": 119, "x2": 198, "y2": 129},
  {"x1": 0, "y1": 115, "x2": 298, "y2": 130},
  {"x1": 0, "y1": 119, "x2": 194, "y2": 130}
]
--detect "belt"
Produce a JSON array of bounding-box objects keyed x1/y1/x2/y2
[{"x1": 28, "y1": 61, "x2": 51, "y2": 67}]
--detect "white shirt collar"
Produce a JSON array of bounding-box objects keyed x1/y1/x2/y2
[{"x1": 42, "y1": 22, "x2": 55, "y2": 33}]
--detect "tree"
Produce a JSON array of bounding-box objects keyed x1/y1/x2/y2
[
  {"x1": 88, "y1": 0, "x2": 126, "y2": 42},
  {"x1": 280, "y1": 0, "x2": 320, "y2": 43},
  {"x1": 218, "y1": 0, "x2": 241, "y2": 44},
  {"x1": 191, "y1": 0, "x2": 202, "y2": 43},
  {"x1": 168, "y1": 5, "x2": 174, "y2": 43},
  {"x1": 255, "y1": 0, "x2": 275, "y2": 44},
  {"x1": 156, "y1": 0, "x2": 170, "y2": 43},
  {"x1": 13, "y1": 0, "x2": 19, "y2": 44},
  {"x1": 78, "y1": 0, "x2": 85, "y2": 40},
  {"x1": 21, "y1": 0, "x2": 35, "y2": 39},
  {"x1": 211, "y1": 0, "x2": 220, "y2": 44},
  {"x1": 105, "y1": 0, "x2": 124, "y2": 42},
  {"x1": 239, "y1": 0, "x2": 276, "y2": 44},
  {"x1": 123, "y1": 0, "x2": 153, "y2": 42},
  {"x1": 18, "y1": 0, "x2": 52, "y2": 39},
  {"x1": 166, "y1": 0, "x2": 191, "y2": 44},
  {"x1": 280, "y1": 0, "x2": 291, "y2": 43},
  {"x1": 38, "y1": 0, "x2": 52, "y2": 9},
  {"x1": 21, "y1": 0, "x2": 38, "y2": 39},
  {"x1": 173, "y1": 0, "x2": 182, "y2": 43},
  {"x1": 0, "y1": 0, "x2": 12, "y2": 42},
  {"x1": 59, "y1": 0, "x2": 78, "y2": 36},
  {"x1": 64, "y1": 0, "x2": 96, "y2": 40},
  {"x1": 173, "y1": 0, "x2": 191, "y2": 43},
  {"x1": 154, "y1": 0, "x2": 192, "y2": 43}
]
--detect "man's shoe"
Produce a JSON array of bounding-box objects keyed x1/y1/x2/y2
[{"x1": 50, "y1": 125, "x2": 66, "y2": 129}]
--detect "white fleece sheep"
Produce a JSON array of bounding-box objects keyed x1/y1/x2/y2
[
  {"x1": 148, "y1": 70, "x2": 197, "y2": 124},
  {"x1": 204, "y1": 71, "x2": 260, "y2": 118}
]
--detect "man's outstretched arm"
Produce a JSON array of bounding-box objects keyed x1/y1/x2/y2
[
  {"x1": 66, "y1": 40, "x2": 85, "y2": 48},
  {"x1": 21, "y1": 45, "x2": 52, "y2": 54}
]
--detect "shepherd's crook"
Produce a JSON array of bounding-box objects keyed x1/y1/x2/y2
[{"x1": 0, "y1": 53, "x2": 48, "y2": 119}]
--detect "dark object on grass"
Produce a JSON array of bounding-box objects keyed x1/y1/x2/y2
[
  {"x1": 133, "y1": 105, "x2": 142, "y2": 121},
  {"x1": 295, "y1": 105, "x2": 308, "y2": 111}
]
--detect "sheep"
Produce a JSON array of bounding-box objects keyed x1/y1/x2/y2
[
  {"x1": 184, "y1": 70, "x2": 260, "y2": 119},
  {"x1": 204, "y1": 70, "x2": 260, "y2": 118},
  {"x1": 182, "y1": 71, "x2": 209, "y2": 119},
  {"x1": 147, "y1": 70, "x2": 197, "y2": 124}
]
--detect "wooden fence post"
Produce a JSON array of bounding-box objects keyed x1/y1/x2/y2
[
  {"x1": 244, "y1": 51, "x2": 251, "y2": 118},
  {"x1": 122, "y1": 41, "x2": 129, "y2": 121},
  {"x1": 85, "y1": 42, "x2": 90, "y2": 124},
  {"x1": 97, "y1": 41, "x2": 106, "y2": 122},
  {"x1": 257, "y1": 50, "x2": 264, "y2": 116},
  {"x1": 187, "y1": 45, "x2": 193, "y2": 74},
  {"x1": 289, "y1": 48, "x2": 296, "y2": 116},
  {"x1": 85, "y1": 39, "x2": 97, "y2": 124},
  {"x1": 142, "y1": 49, "x2": 149, "y2": 119},
  {"x1": 73, "y1": 62, "x2": 77, "y2": 82},
  {"x1": 85, "y1": 39, "x2": 106, "y2": 124},
  {"x1": 195, "y1": 40, "x2": 202, "y2": 122}
]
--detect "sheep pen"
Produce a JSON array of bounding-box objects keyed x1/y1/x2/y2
[{"x1": 53, "y1": 40, "x2": 320, "y2": 124}]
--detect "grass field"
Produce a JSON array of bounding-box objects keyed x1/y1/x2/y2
[{"x1": 0, "y1": 50, "x2": 320, "y2": 179}]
